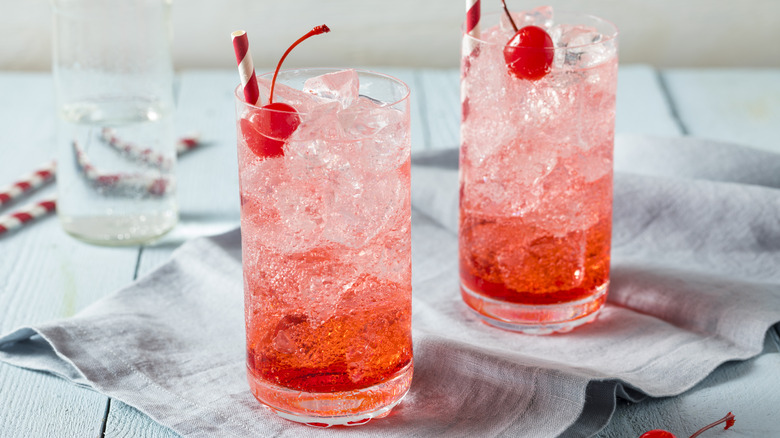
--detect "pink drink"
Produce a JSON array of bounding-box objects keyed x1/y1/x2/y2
[
  {"x1": 235, "y1": 69, "x2": 412, "y2": 425},
  {"x1": 459, "y1": 9, "x2": 618, "y2": 334}
]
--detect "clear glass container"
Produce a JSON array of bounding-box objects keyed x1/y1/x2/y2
[{"x1": 52, "y1": 0, "x2": 178, "y2": 245}]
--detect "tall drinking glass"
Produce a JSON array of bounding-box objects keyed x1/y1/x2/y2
[
  {"x1": 235, "y1": 68, "x2": 413, "y2": 425},
  {"x1": 459, "y1": 9, "x2": 618, "y2": 334},
  {"x1": 52, "y1": 0, "x2": 177, "y2": 245}
]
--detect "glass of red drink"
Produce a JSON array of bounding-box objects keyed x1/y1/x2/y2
[
  {"x1": 459, "y1": 8, "x2": 619, "y2": 334},
  {"x1": 235, "y1": 68, "x2": 412, "y2": 425}
]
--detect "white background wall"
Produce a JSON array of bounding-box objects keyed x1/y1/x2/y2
[{"x1": 2, "y1": 0, "x2": 779, "y2": 71}]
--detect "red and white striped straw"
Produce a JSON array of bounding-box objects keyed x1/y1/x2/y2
[
  {"x1": 176, "y1": 135, "x2": 200, "y2": 155},
  {"x1": 100, "y1": 128, "x2": 201, "y2": 169},
  {"x1": 461, "y1": 0, "x2": 481, "y2": 116},
  {"x1": 231, "y1": 30, "x2": 260, "y2": 106},
  {"x1": 0, "y1": 161, "x2": 56, "y2": 208},
  {"x1": 72, "y1": 140, "x2": 171, "y2": 197},
  {"x1": 100, "y1": 127, "x2": 170, "y2": 169},
  {"x1": 463, "y1": 0, "x2": 481, "y2": 55},
  {"x1": 0, "y1": 197, "x2": 56, "y2": 236},
  {"x1": 0, "y1": 134, "x2": 201, "y2": 236}
]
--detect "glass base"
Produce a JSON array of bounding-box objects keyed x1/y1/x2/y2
[
  {"x1": 247, "y1": 361, "x2": 413, "y2": 427},
  {"x1": 59, "y1": 212, "x2": 177, "y2": 246},
  {"x1": 461, "y1": 282, "x2": 608, "y2": 335}
]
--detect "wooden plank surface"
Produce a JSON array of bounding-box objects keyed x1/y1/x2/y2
[
  {"x1": 0, "y1": 72, "x2": 139, "y2": 438},
  {"x1": 661, "y1": 68, "x2": 780, "y2": 153},
  {"x1": 417, "y1": 69, "x2": 460, "y2": 149},
  {"x1": 616, "y1": 65, "x2": 683, "y2": 136},
  {"x1": 0, "y1": 365, "x2": 108, "y2": 438},
  {"x1": 1, "y1": 67, "x2": 779, "y2": 437}
]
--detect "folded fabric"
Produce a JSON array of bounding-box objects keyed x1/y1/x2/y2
[{"x1": 2, "y1": 135, "x2": 780, "y2": 438}]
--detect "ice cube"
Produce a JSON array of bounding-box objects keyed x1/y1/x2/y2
[
  {"x1": 303, "y1": 69, "x2": 360, "y2": 109},
  {"x1": 351, "y1": 226, "x2": 410, "y2": 284},
  {"x1": 303, "y1": 273, "x2": 348, "y2": 325},
  {"x1": 270, "y1": 179, "x2": 325, "y2": 253},
  {"x1": 500, "y1": 6, "x2": 554, "y2": 32},
  {"x1": 338, "y1": 96, "x2": 390, "y2": 139},
  {"x1": 549, "y1": 24, "x2": 612, "y2": 69},
  {"x1": 289, "y1": 100, "x2": 343, "y2": 144},
  {"x1": 321, "y1": 169, "x2": 405, "y2": 249},
  {"x1": 337, "y1": 95, "x2": 410, "y2": 172},
  {"x1": 256, "y1": 77, "x2": 321, "y2": 112},
  {"x1": 552, "y1": 24, "x2": 602, "y2": 47}
]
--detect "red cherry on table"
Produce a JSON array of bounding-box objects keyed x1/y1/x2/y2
[
  {"x1": 503, "y1": 25, "x2": 554, "y2": 81},
  {"x1": 638, "y1": 412, "x2": 735, "y2": 438},
  {"x1": 639, "y1": 430, "x2": 676, "y2": 438},
  {"x1": 241, "y1": 102, "x2": 300, "y2": 159}
]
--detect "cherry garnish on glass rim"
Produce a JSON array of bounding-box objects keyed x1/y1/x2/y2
[
  {"x1": 241, "y1": 25, "x2": 330, "y2": 158},
  {"x1": 501, "y1": 0, "x2": 553, "y2": 80}
]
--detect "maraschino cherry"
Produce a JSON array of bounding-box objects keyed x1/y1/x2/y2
[
  {"x1": 501, "y1": 0, "x2": 553, "y2": 80},
  {"x1": 640, "y1": 431, "x2": 675, "y2": 438},
  {"x1": 639, "y1": 412, "x2": 736, "y2": 438},
  {"x1": 241, "y1": 25, "x2": 330, "y2": 158}
]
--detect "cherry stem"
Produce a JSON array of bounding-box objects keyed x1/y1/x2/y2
[
  {"x1": 268, "y1": 24, "x2": 331, "y2": 104},
  {"x1": 689, "y1": 412, "x2": 736, "y2": 438},
  {"x1": 501, "y1": 0, "x2": 518, "y2": 32}
]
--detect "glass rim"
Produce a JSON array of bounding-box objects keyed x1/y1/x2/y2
[
  {"x1": 462, "y1": 10, "x2": 619, "y2": 50},
  {"x1": 234, "y1": 67, "x2": 411, "y2": 114}
]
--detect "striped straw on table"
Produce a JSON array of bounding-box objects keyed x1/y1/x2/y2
[
  {"x1": 0, "y1": 197, "x2": 56, "y2": 235},
  {"x1": 0, "y1": 133, "x2": 201, "y2": 236},
  {"x1": 0, "y1": 161, "x2": 56, "y2": 208}
]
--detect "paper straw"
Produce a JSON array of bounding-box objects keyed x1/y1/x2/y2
[
  {"x1": 0, "y1": 161, "x2": 56, "y2": 208},
  {"x1": 72, "y1": 140, "x2": 171, "y2": 197},
  {"x1": 100, "y1": 128, "x2": 170, "y2": 168},
  {"x1": 1, "y1": 134, "x2": 197, "y2": 207},
  {"x1": 100, "y1": 128, "x2": 201, "y2": 169},
  {"x1": 176, "y1": 135, "x2": 200, "y2": 155},
  {"x1": 0, "y1": 197, "x2": 56, "y2": 236},
  {"x1": 0, "y1": 134, "x2": 200, "y2": 236},
  {"x1": 463, "y1": 0, "x2": 481, "y2": 55},
  {"x1": 461, "y1": 0, "x2": 481, "y2": 117},
  {"x1": 231, "y1": 30, "x2": 260, "y2": 106}
]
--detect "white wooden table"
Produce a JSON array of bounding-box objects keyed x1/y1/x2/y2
[{"x1": 1, "y1": 67, "x2": 779, "y2": 437}]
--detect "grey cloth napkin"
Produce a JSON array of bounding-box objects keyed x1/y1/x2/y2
[{"x1": 2, "y1": 135, "x2": 780, "y2": 438}]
